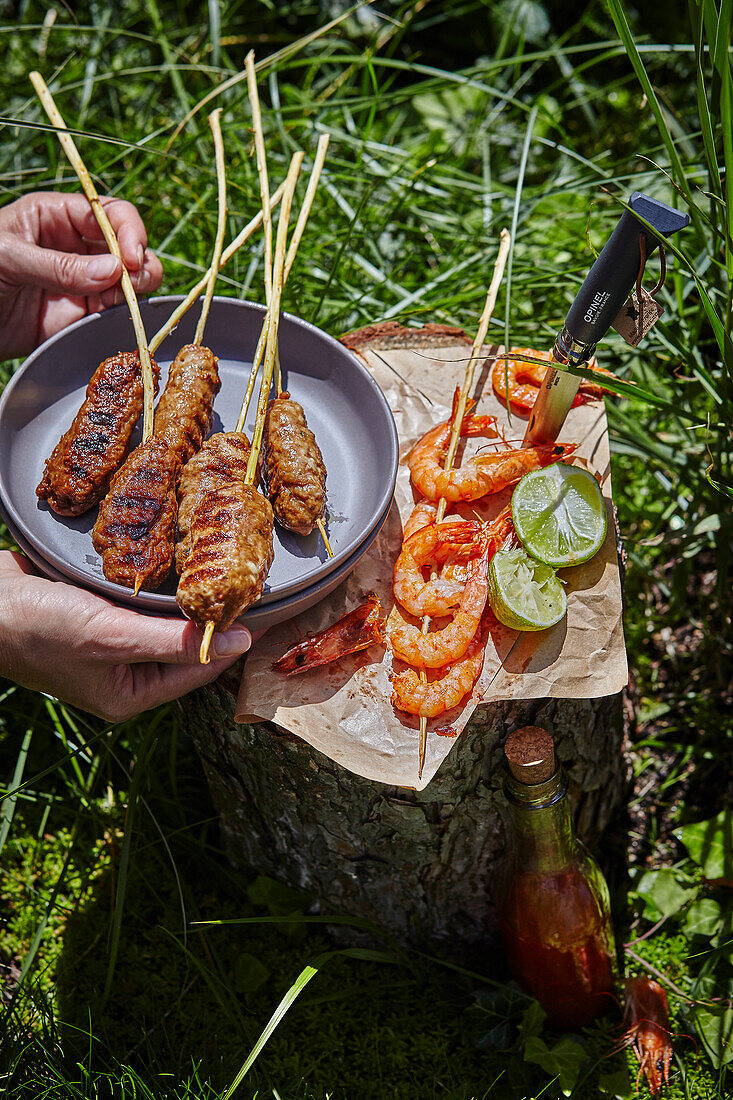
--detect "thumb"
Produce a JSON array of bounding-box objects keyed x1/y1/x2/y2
[
  {"x1": 3, "y1": 236, "x2": 122, "y2": 295},
  {"x1": 89, "y1": 605, "x2": 253, "y2": 665}
]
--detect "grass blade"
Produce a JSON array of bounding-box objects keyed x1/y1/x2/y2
[
  {"x1": 222, "y1": 948, "x2": 400, "y2": 1099},
  {"x1": 102, "y1": 724, "x2": 157, "y2": 1003},
  {"x1": 0, "y1": 729, "x2": 33, "y2": 856},
  {"x1": 503, "y1": 103, "x2": 538, "y2": 427},
  {"x1": 607, "y1": 0, "x2": 703, "y2": 236}
]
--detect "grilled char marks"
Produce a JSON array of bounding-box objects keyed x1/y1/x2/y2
[
  {"x1": 263, "y1": 394, "x2": 326, "y2": 536},
  {"x1": 92, "y1": 437, "x2": 181, "y2": 590},
  {"x1": 175, "y1": 431, "x2": 252, "y2": 573},
  {"x1": 154, "y1": 344, "x2": 221, "y2": 465},
  {"x1": 36, "y1": 351, "x2": 160, "y2": 516},
  {"x1": 176, "y1": 482, "x2": 274, "y2": 631}
]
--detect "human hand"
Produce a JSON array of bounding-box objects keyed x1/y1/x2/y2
[
  {"x1": 0, "y1": 191, "x2": 163, "y2": 359},
  {"x1": 0, "y1": 551, "x2": 253, "y2": 723}
]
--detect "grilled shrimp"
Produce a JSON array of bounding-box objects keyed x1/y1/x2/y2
[
  {"x1": 407, "y1": 411, "x2": 500, "y2": 503},
  {"x1": 390, "y1": 537, "x2": 490, "y2": 669},
  {"x1": 491, "y1": 347, "x2": 612, "y2": 416},
  {"x1": 391, "y1": 628, "x2": 485, "y2": 717},
  {"x1": 393, "y1": 508, "x2": 513, "y2": 619},
  {"x1": 414, "y1": 438, "x2": 577, "y2": 503},
  {"x1": 272, "y1": 596, "x2": 385, "y2": 675},
  {"x1": 393, "y1": 520, "x2": 484, "y2": 618}
]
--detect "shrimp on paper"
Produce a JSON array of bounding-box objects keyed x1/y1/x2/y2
[
  {"x1": 393, "y1": 519, "x2": 484, "y2": 618},
  {"x1": 407, "y1": 405, "x2": 500, "y2": 503},
  {"x1": 616, "y1": 978, "x2": 673, "y2": 1095},
  {"x1": 391, "y1": 628, "x2": 485, "y2": 718},
  {"x1": 273, "y1": 596, "x2": 385, "y2": 675},
  {"x1": 402, "y1": 498, "x2": 439, "y2": 541},
  {"x1": 393, "y1": 507, "x2": 513, "y2": 619},
  {"x1": 491, "y1": 347, "x2": 613, "y2": 416},
  {"x1": 410, "y1": 432, "x2": 576, "y2": 503},
  {"x1": 390, "y1": 537, "x2": 491, "y2": 669}
]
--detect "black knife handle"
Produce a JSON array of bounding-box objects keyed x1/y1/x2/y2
[{"x1": 558, "y1": 192, "x2": 689, "y2": 362}]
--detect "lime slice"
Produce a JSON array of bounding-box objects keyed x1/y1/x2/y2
[
  {"x1": 488, "y1": 545, "x2": 566, "y2": 631},
  {"x1": 511, "y1": 463, "x2": 607, "y2": 568}
]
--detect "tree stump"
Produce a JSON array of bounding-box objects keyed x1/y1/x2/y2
[{"x1": 180, "y1": 325, "x2": 628, "y2": 961}]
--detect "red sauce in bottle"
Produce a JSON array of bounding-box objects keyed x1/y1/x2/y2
[
  {"x1": 498, "y1": 726, "x2": 616, "y2": 1029},
  {"x1": 500, "y1": 866, "x2": 616, "y2": 1029}
]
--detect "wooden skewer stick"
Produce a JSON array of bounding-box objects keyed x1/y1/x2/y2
[
  {"x1": 245, "y1": 52, "x2": 275, "y2": 387},
  {"x1": 148, "y1": 181, "x2": 287, "y2": 355},
  {"x1": 198, "y1": 155, "x2": 303, "y2": 666},
  {"x1": 246, "y1": 155, "x2": 303, "y2": 483},
  {"x1": 200, "y1": 622, "x2": 216, "y2": 665},
  {"x1": 316, "y1": 517, "x2": 333, "y2": 557},
  {"x1": 133, "y1": 110, "x2": 229, "y2": 599},
  {"x1": 283, "y1": 136, "x2": 330, "y2": 295},
  {"x1": 278, "y1": 134, "x2": 331, "y2": 557},
  {"x1": 234, "y1": 134, "x2": 329, "y2": 434},
  {"x1": 30, "y1": 71, "x2": 156, "y2": 441},
  {"x1": 436, "y1": 229, "x2": 512, "y2": 522},
  {"x1": 235, "y1": 319, "x2": 270, "y2": 435},
  {"x1": 193, "y1": 109, "x2": 227, "y2": 347},
  {"x1": 416, "y1": 228, "x2": 512, "y2": 780}
]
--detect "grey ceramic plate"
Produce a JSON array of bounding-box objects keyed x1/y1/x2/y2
[
  {"x1": 0, "y1": 496, "x2": 393, "y2": 632},
  {"x1": 0, "y1": 296, "x2": 398, "y2": 613}
]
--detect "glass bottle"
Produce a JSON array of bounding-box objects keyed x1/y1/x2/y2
[{"x1": 496, "y1": 726, "x2": 617, "y2": 1029}]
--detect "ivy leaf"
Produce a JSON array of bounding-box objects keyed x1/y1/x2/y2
[
  {"x1": 634, "y1": 867, "x2": 697, "y2": 920},
  {"x1": 523, "y1": 1034, "x2": 588, "y2": 1096},
  {"x1": 234, "y1": 952, "x2": 270, "y2": 995},
  {"x1": 519, "y1": 999, "x2": 546, "y2": 1042},
  {"x1": 476, "y1": 1020, "x2": 513, "y2": 1051},
  {"x1": 598, "y1": 1065, "x2": 634, "y2": 1098},
  {"x1": 684, "y1": 898, "x2": 723, "y2": 938},
  {"x1": 674, "y1": 811, "x2": 733, "y2": 880},
  {"x1": 692, "y1": 1004, "x2": 733, "y2": 1068}
]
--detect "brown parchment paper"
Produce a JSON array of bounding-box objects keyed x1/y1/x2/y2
[{"x1": 236, "y1": 343, "x2": 628, "y2": 790}]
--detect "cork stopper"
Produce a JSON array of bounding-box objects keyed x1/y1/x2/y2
[{"x1": 504, "y1": 726, "x2": 556, "y2": 784}]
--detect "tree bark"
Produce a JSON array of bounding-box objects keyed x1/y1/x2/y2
[{"x1": 180, "y1": 324, "x2": 628, "y2": 961}]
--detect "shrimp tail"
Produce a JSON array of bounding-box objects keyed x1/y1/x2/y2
[
  {"x1": 450, "y1": 385, "x2": 476, "y2": 422},
  {"x1": 273, "y1": 595, "x2": 385, "y2": 675}
]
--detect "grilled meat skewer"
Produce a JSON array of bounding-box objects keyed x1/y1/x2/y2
[
  {"x1": 92, "y1": 344, "x2": 221, "y2": 591},
  {"x1": 154, "y1": 344, "x2": 221, "y2": 464},
  {"x1": 263, "y1": 392, "x2": 326, "y2": 536},
  {"x1": 175, "y1": 430, "x2": 252, "y2": 573},
  {"x1": 92, "y1": 102, "x2": 228, "y2": 595},
  {"x1": 177, "y1": 480, "x2": 274, "y2": 632},
  {"x1": 176, "y1": 146, "x2": 305, "y2": 661},
  {"x1": 92, "y1": 437, "x2": 180, "y2": 591},
  {"x1": 36, "y1": 351, "x2": 159, "y2": 516}
]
